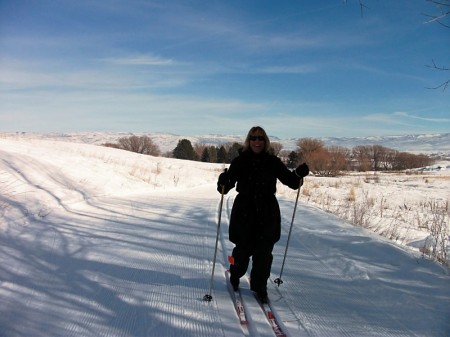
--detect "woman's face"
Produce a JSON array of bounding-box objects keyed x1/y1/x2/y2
[{"x1": 249, "y1": 134, "x2": 265, "y2": 154}]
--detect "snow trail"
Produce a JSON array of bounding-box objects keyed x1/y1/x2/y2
[{"x1": 1, "y1": 139, "x2": 449, "y2": 337}]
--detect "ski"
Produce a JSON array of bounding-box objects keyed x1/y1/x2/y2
[
  {"x1": 225, "y1": 270, "x2": 248, "y2": 325},
  {"x1": 254, "y1": 293, "x2": 287, "y2": 337}
]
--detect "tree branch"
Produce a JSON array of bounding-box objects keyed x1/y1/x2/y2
[
  {"x1": 424, "y1": 0, "x2": 450, "y2": 28},
  {"x1": 424, "y1": 1, "x2": 450, "y2": 91},
  {"x1": 426, "y1": 60, "x2": 450, "y2": 91},
  {"x1": 343, "y1": 0, "x2": 369, "y2": 17}
]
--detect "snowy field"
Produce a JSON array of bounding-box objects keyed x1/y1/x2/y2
[
  {"x1": 279, "y1": 166, "x2": 450, "y2": 266},
  {"x1": 0, "y1": 138, "x2": 449, "y2": 337}
]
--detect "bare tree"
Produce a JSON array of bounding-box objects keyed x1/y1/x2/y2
[
  {"x1": 296, "y1": 138, "x2": 325, "y2": 164},
  {"x1": 309, "y1": 149, "x2": 332, "y2": 176},
  {"x1": 194, "y1": 143, "x2": 207, "y2": 159},
  {"x1": 352, "y1": 145, "x2": 372, "y2": 171},
  {"x1": 327, "y1": 145, "x2": 351, "y2": 172},
  {"x1": 295, "y1": 138, "x2": 432, "y2": 173},
  {"x1": 424, "y1": 0, "x2": 450, "y2": 90},
  {"x1": 270, "y1": 142, "x2": 283, "y2": 156},
  {"x1": 297, "y1": 138, "x2": 340, "y2": 175},
  {"x1": 117, "y1": 135, "x2": 161, "y2": 156}
]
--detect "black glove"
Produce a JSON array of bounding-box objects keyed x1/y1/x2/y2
[
  {"x1": 295, "y1": 163, "x2": 309, "y2": 178},
  {"x1": 217, "y1": 169, "x2": 230, "y2": 194},
  {"x1": 218, "y1": 168, "x2": 228, "y2": 185}
]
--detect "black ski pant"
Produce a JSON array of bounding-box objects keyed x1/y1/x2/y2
[{"x1": 229, "y1": 238, "x2": 274, "y2": 294}]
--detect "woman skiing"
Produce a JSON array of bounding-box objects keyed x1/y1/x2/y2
[{"x1": 217, "y1": 126, "x2": 309, "y2": 303}]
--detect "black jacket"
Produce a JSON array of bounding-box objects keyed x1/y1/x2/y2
[{"x1": 220, "y1": 150, "x2": 302, "y2": 245}]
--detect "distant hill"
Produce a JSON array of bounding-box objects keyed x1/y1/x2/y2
[{"x1": 1, "y1": 132, "x2": 449, "y2": 156}]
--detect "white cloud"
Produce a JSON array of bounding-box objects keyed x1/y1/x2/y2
[
  {"x1": 363, "y1": 113, "x2": 406, "y2": 124},
  {"x1": 103, "y1": 55, "x2": 176, "y2": 66},
  {"x1": 394, "y1": 111, "x2": 450, "y2": 123},
  {"x1": 258, "y1": 64, "x2": 318, "y2": 74}
]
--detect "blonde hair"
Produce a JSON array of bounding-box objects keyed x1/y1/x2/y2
[{"x1": 243, "y1": 126, "x2": 271, "y2": 153}]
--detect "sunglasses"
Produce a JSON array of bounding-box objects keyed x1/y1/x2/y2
[{"x1": 249, "y1": 135, "x2": 265, "y2": 141}]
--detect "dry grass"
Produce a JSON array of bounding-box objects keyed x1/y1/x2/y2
[{"x1": 279, "y1": 168, "x2": 450, "y2": 266}]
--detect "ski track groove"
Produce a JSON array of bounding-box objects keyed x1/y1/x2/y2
[
  {"x1": 217, "y1": 195, "x2": 260, "y2": 337},
  {"x1": 2, "y1": 191, "x2": 226, "y2": 337},
  {"x1": 2, "y1": 147, "x2": 448, "y2": 337},
  {"x1": 271, "y1": 203, "x2": 420, "y2": 337},
  {"x1": 219, "y1": 194, "x2": 302, "y2": 337},
  {"x1": 220, "y1": 194, "x2": 420, "y2": 337}
]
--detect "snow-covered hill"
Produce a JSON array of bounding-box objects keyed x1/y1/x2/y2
[
  {"x1": 1, "y1": 138, "x2": 449, "y2": 337},
  {"x1": 1, "y1": 132, "x2": 449, "y2": 155}
]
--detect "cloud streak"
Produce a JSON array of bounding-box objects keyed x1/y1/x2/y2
[
  {"x1": 103, "y1": 55, "x2": 176, "y2": 66},
  {"x1": 394, "y1": 111, "x2": 450, "y2": 123}
]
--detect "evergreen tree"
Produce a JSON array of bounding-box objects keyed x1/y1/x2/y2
[
  {"x1": 201, "y1": 147, "x2": 210, "y2": 162},
  {"x1": 217, "y1": 146, "x2": 227, "y2": 163},
  {"x1": 173, "y1": 139, "x2": 197, "y2": 160},
  {"x1": 208, "y1": 146, "x2": 218, "y2": 163},
  {"x1": 287, "y1": 151, "x2": 299, "y2": 169},
  {"x1": 227, "y1": 142, "x2": 242, "y2": 162}
]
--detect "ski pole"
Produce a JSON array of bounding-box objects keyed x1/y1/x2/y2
[
  {"x1": 274, "y1": 177, "x2": 303, "y2": 287},
  {"x1": 203, "y1": 185, "x2": 225, "y2": 302}
]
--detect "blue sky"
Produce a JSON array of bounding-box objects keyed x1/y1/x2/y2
[{"x1": 0, "y1": 0, "x2": 449, "y2": 138}]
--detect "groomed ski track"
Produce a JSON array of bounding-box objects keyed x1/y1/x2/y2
[
  {"x1": 214, "y1": 192, "x2": 450, "y2": 337},
  {"x1": 1, "y1": 142, "x2": 449, "y2": 337}
]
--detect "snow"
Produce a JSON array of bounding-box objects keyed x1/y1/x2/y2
[{"x1": 0, "y1": 137, "x2": 449, "y2": 337}]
